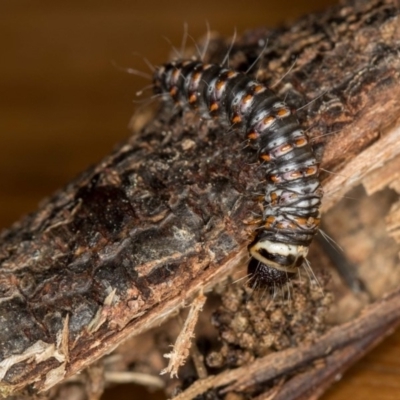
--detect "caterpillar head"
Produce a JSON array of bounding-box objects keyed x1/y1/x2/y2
[{"x1": 248, "y1": 239, "x2": 308, "y2": 287}]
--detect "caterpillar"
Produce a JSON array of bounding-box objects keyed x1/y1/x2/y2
[{"x1": 153, "y1": 59, "x2": 323, "y2": 288}]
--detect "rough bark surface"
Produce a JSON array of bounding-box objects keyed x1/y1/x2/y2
[{"x1": 0, "y1": 0, "x2": 399, "y2": 398}]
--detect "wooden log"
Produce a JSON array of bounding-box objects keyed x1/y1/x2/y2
[{"x1": 0, "y1": 0, "x2": 399, "y2": 398}]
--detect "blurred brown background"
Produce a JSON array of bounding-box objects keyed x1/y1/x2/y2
[{"x1": 1, "y1": 1, "x2": 400, "y2": 399}]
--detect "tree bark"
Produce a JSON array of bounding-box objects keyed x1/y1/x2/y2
[{"x1": 0, "y1": 0, "x2": 399, "y2": 398}]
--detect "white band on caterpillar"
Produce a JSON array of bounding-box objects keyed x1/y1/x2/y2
[{"x1": 249, "y1": 239, "x2": 308, "y2": 273}]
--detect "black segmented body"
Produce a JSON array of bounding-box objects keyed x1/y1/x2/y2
[{"x1": 153, "y1": 60, "x2": 323, "y2": 287}]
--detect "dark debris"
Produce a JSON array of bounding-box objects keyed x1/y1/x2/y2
[{"x1": 207, "y1": 273, "x2": 333, "y2": 369}]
